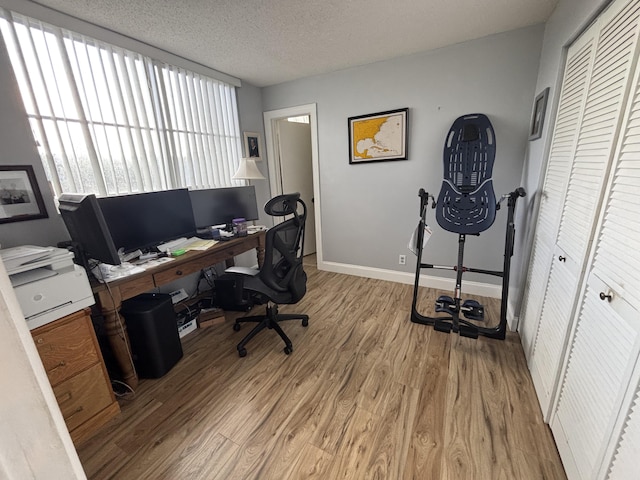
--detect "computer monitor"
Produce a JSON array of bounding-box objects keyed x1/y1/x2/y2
[
  {"x1": 58, "y1": 193, "x2": 122, "y2": 266},
  {"x1": 189, "y1": 186, "x2": 259, "y2": 229},
  {"x1": 98, "y1": 189, "x2": 197, "y2": 253}
]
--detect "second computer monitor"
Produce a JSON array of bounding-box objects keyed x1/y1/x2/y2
[
  {"x1": 189, "y1": 186, "x2": 259, "y2": 229},
  {"x1": 98, "y1": 189, "x2": 196, "y2": 253}
]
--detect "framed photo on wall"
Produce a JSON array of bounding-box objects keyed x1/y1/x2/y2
[
  {"x1": 0, "y1": 165, "x2": 48, "y2": 224},
  {"x1": 348, "y1": 108, "x2": 408, "y2": 164},
  {"x1": 529, "y1": 87, "x2": 549, "y2": 141},
  {"x1": 243, "y1": 132, "x2": 262, "y2": 160}
]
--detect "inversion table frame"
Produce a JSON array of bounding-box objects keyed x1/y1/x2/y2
[
  {"x1": 410, "y1": 186, "x2": 525, "y2": 339},
  {"x1": 410, "y1": 113, "x2": 525, "y2": 339}
]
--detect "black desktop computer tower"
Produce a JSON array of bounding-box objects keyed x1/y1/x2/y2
[
  {"x1": 121, "y1": 293, "x2": 183, "y2": 378},
  {"x1": 214, "y1": 274, "x2": 253, "y2": 311}
]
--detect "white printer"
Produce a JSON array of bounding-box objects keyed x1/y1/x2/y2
[{"x1": 0, "y1": 245, "x2": 95, "y2": 330}]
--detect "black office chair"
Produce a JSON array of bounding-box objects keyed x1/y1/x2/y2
[{"x1": 226, "y1": 193, "x2": 309, "y2": 357}]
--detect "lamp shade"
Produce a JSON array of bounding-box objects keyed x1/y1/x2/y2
[{"x1": 232, "y1": 157, "x2": 265, "y2": 180}]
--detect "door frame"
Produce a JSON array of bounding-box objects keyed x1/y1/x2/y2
[{"x1": 263, "y1": 104, "x2": 322, "y2": 264}]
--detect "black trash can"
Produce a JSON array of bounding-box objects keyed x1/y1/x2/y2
[{"x1": 121, "y1": 293, "x2": 183, "y2": 378}]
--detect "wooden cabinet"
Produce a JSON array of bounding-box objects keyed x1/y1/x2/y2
[{"x1": 31, "y1": 308, "x2": 120, "y2": 445}]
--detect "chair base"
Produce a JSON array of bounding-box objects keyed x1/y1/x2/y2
[{"x1": 233, "y1": 302, "x2": 309, "y2": 357}]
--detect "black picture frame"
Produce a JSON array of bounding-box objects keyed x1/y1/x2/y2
[
  {"x1": 348, "y1": 108, "x2": 408, "y2": 164},
  {"x1": 0, "y1": 165, "x2": 48, "y2": 224},
  {"x1": 529, "y1": 87, "x2": 549, "y2": 141},
  {"x1": 243, "y1": 131, "x2": 262, "y2": 160}
]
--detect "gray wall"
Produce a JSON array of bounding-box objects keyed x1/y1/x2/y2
[
  {"x1": 236, "y1": 82, "x2": 272, "y2": 225},
  {"x1": 262, "y1": 25, "x2": 544, "y2": 289},
  {"x1": 511, "y1": 0, "x2": 610, "y2": 328},
  {"x1": 0, "y1": 34, "x2": 69, "y2": 249}
]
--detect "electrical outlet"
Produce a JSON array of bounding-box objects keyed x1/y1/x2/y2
[{"x1": 399, "y1": 254, "x2": 406, "y2": 265}]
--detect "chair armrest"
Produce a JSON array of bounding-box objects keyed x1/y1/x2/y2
[{"x1": 225, "y1": 266, "x2": 260, "y2": 277}]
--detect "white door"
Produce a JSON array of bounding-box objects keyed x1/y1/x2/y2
[
  {"x1": 519, "y1": 32, "x2": 595, "y2": 357},
  {"x1": 526, "y1": 0, "x2": 640, "y2": 421},
  {"x1": 551, "y1": 39, "x2": 640, "y2": 477},
  {"x1": 277, "y1": 119, "x2": 316, "y2": 256},
  {"x1": 606, "y1": 378, "x2": 640, "y2": 479}
]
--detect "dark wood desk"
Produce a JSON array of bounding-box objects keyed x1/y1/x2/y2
[{"x1": 92, "y1": 232, "x2": 265, "y2": 388}]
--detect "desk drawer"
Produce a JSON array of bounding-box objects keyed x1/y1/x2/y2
[
  {"x1": 32, "y1": 310, "x2": 99, "y2": 386},
  {"x1": 153, "y1": 257, "x2": 204, "y2": 285},
  {"x1": 53, "y1": 363, "x2": 113, "y2": 432}
]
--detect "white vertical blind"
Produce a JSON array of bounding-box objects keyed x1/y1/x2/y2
[{"x1": 0, "y1": 8, "x2": 244, "y2": 197}]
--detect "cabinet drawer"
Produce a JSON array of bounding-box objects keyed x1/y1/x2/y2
[
  {"x1": 32, "y1": 311, "x2": 99, "y2": 385},
  {"x1": 53, "y1": 363, "x2": 113, "y2": 432}
]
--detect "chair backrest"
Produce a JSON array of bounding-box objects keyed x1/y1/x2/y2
[
  {"x1": 260, "y1": 193, "x2": 307, "y2": 302},
  {"x1": 435, "y1": 113, "x2": 497, "y2": 234}
]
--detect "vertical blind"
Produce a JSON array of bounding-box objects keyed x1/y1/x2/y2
[{"x1": 0, "y1": 8, "x2": 244, "y2": 197}]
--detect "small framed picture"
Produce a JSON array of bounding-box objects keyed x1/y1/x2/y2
[
  {"x1": 529, "y1": 87, "x2": 549, "y2": 141},
  {"x1": 348, "y1": 108, "x2": 408, "y2": 164},
  {"x1": 243, "y1": 132, "x2": 262, "y2": 160},
  {"x1": 0, "y1": 165, "x2": 48, "y2": 224}
]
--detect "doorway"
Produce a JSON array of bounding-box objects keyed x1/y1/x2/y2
[{"x1": 263, "y1": 104, "x2": 321, "y2": 263}]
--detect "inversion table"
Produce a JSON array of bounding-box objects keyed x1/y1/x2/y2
[{"x1": 410, "y1": 113, "x2": 525, "y2": 339}]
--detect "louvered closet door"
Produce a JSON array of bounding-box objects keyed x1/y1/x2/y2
[
  {"x1": 519, "y1": 35, "x2": 594, "y2": 357},
  {"x1": 527, "y1": 0, "x2": 640, "y2": 422},
  {"x1": 607, "y1": 381, "x2": 640, "y2": 479},
  {"x1": 551, "y1": 61, "x2": 640, "y2": 479}
]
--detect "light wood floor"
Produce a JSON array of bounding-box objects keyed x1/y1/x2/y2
[{"x1": 77, "y1": 258, "x2": 566, "y2": 479}]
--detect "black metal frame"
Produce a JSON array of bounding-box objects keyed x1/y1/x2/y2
[{"x1": 410, "y1": 187, "x2": 525, "y2": 339}]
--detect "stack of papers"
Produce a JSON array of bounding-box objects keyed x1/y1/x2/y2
[
  {"x1": 185, "y1": 239, "x2": 217, "y2": 251},
  {"x1": 157, "y1": 237, "x2": 217, "y2": 254},
  {"x1": 91, "y1": 262, "x2": 145, "y2": 283}
]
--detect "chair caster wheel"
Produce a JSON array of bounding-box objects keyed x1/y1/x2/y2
[
  {"x1": 233, "y1": 323, "x2": 241, "y2": 331},
  {"x1": 238, "y1": 348, "x2": 247, "y2": 357},
  {"x1": 284, "y1": 346, "x2": 293, "y2": 355},
  {"x1": 302, "y1": 318, "x2": 309, "y2": 327}
]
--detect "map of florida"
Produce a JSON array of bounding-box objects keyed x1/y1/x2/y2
[{"x1": 353, "y1": 114, "x2": 403, "y2": 159}]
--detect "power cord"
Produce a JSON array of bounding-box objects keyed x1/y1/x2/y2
[{"x1": 91, "y1": 259, "x2": 137, "y2": 396}]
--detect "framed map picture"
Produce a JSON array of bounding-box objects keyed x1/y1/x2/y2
[{"x1": 348, "y1": 108, "x2": 408, "y2": 164}]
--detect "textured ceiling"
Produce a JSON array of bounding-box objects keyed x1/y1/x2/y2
[{"x1": 31, "y1": 0, "x2": 558, "y2": 87}]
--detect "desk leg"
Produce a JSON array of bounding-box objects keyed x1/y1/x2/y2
[
  {"x1": 256, "y1": 238, "x2": 265, "y2": 267},
  {"x1": 96, "y1": 290, "x2": 139, "y2": 389}
]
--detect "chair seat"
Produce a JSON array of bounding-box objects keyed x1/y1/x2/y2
[{"x1": 240, "y1": 273, "x2": 296, "y2": 305}]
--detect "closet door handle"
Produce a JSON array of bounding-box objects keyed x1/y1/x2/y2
[
  {"x1": 599, "y1": 291, "x2": 613, "y2": 302},
  {"x1": 558, "y1": 255, "x2": 566, "y2": 262}
]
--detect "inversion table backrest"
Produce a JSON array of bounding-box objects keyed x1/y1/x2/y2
[{"x1": 435, "y1": 113, "x2": 497, "y2": 234}]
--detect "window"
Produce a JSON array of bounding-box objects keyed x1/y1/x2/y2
[{"x1": 0, "y1": 9, "x2": 244, "y2": 197}]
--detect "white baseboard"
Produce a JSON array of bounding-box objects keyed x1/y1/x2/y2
[
  {"x1": 507, "y1": 301, "x2": 519, "y2": 332},
  {"x1": 318, "y1": 260, "x2": 502, "y2": 299}
]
